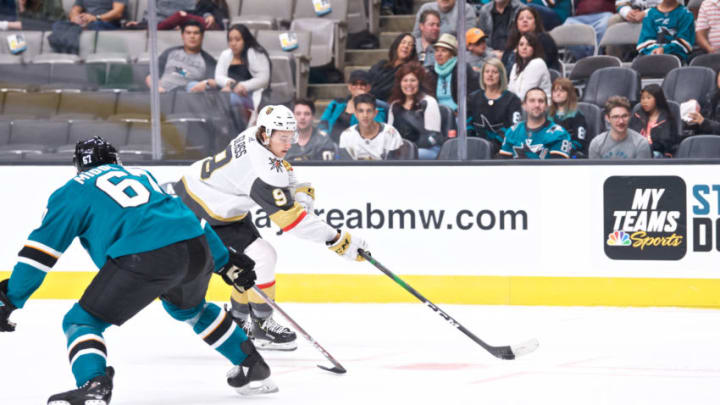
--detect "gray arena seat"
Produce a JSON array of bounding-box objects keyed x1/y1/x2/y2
[
  {"x1": 0, "y1": 31, "x2": 43, "y2": 63},
  {"x1": 57, "y1": 92, "x2": 118, "y2": 119},
  {"x1": 676, "y1": 135, "x2": 720, "y2": 158},
  {"x1": 631, "y1": 54, "x2": 681, "y2": 87},
  {"x1": 0, "y1": 63, "x2": 51, "y2": 90},
  {"x1": 0, "y1": 119, "x2": 68, "y2": 156},
  {"x1": 662, "y1": 66, "x2": 716, "y2": 104},
  {"x1": 292, "y1": 0, "x2": 349, "y2": 70},
  {"x1": 232, "y1": 0, "x2": 294, "y2": 30},
  {"x1": 3, "y1": 92, "x2": 59, "y2": 118},
  {"x1": 690, "y1": 53, "x2": 720, "y2": 74},
  {"x1": 256, "y1": 30, "x2": 311, "y2": 97},
  {"x1": 437, "y1": 137, "x2": 493, "y2": 160},
  {"x1": 93, "y1": 30, "x2": 147, "y2": 63},
  {"x1": 577, "y1": 101, "x2": 604, "y2": 141},
  {"x1": 388, "y1": 139, "x2": 418, "y2": 160},
  {"x1": 569, "y1": 55, "x2": 621, "y2": 97},
  {"x1": 582, "y1": 67, "x2": 641, "y2": 107}
]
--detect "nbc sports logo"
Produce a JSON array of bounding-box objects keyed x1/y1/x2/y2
[{"x1": 606, "y1": 231, "x2": 631, "y2": 246}]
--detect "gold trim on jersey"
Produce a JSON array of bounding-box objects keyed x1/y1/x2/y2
[
  {"x1": 295, "y1": 185, "x2": 315, "y2": 200},
  {"x1": 181, "y1": 176, "x2": 248, "y2": 223},
  {"x1": 269, "y1": 202, "x2": 306, "y2": 230}
]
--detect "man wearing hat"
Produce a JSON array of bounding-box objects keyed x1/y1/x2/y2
[
  {"x1": 466, "y1": 27, "x2": 494, "y2": 72},
  {"x1": 426, "y1": 33, "x2": 480, "y2": 112},
  {"x1": 318, "y1": 69, "x2": 388, "y2": 143}
]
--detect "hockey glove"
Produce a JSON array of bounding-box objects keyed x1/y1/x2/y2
[
  {"x1": 0, "y1": 279, "x2": 17, "y2": 332},
  {"x1": 293, "y1": 182, "x2": 316, "y2": 212},
  {"x1": 327, "y1": 230, "x2": 368, "y2": 262},
  {"x1": 218, "y1": 247, "x2": 257, "y2": 293}
]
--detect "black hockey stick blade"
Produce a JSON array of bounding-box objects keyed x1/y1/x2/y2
[
  {"x1": 358, "y1": 249, "x2": 539, "y2": 360},
  {"x1": 317, "y1": 364, "x2": 347, "y2": 374}
]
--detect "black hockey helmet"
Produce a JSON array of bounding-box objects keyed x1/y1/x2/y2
[{"x1": 73, "y1": 136, "x2": 119, "y2": 173}]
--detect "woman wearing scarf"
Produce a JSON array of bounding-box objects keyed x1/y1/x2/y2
[{"x1": 426, "y1": 33, "x2": 480, "y2": 112}]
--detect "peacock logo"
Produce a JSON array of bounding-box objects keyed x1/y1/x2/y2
[{"x1": 607, "y1": 231, "x2": 631, "y2": 246}]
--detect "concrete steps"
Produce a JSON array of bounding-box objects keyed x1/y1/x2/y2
[{"x1": 308, "y1": 83, "x2": 350, "y2": 100}]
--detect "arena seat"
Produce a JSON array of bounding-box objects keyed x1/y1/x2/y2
[
  {"x1": 577, "y1": 101, "x2": 604, "y2": 141},
  {"x1": 0, "y1": 31, "x2": 43, "y2": 63},
  {"x1": 256, "y1": 30, "x2": 311, "y2": 97},
  {"x1": 598, "y1": 22, "x2": 642, "y2": 59},
  {"x1": 437, "y1": 137, "x2": 493, "y2": 160},
  {"x1": 690, "y1": 53, "x2": 720, "y2": 74},
  {"x1": 662, "y1": 66, "x2": 716, "y2": 104},
  {"x1": 568, "y1": 55, "x2": 621, "y2": 97},
  {"x1": 57, "y1": 91, "x2": 118, "y2": 119},
  {"x1": 232, "y1": 0, "x2": 294, "y2": 30},
  {"x1": 388, "y1": 139, "x2": 418, "y2": 160},
  {"x1": 0, "y1": 119, "x2": 68, "y2": 156},
  {"x1": 3, "y1": 91, "x2": 59, "y2": 118},
  {"x1": 582, "y1": 67, "x2": 640, "y2": 107},
  {"x1": 676, "y1": 135, "x2": 720, "y2": 158},
  {"x1": 631, "y1": 54, "x2": 681, "y2": 87},
  {"x1": 291, "y1": 0, "x2": 348, "y2": 70},
  {"x1": 0, "y1": 63, "x2": 51, "y2": 90},
  {"x1": 94, "y1": 30, "x2": 147, "y2": 62},
  {"x1": 67, "y1": 120, "x2": 128, "y2": 149}
]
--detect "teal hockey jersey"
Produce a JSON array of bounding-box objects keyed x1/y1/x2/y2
[
  {"x1": 636, "y1": 5, "x2": 694, "y2": 61},
  {"x1": 499, "y1": 120, "x2": 572, "y2": 159},
  {"x1": 7, "y1": 164, "x2": 228, "y2": 308}
]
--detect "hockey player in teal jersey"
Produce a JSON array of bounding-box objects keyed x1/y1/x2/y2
[
  {"x1": 0, "y1": 137, "x2": 277, "y2": 405},
  {"x1": 499, "y1": 87, "x2": 572, "y2": 159},
  {"x1": 636, "y1": 0, "x2": 694, "y2": 62}
]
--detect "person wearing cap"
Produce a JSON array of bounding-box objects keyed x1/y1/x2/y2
[
  {"x1": 466, "y1": 27, "x2": 494, "y2": 72},
  {"x1": 319, "y1": 69, "x2": 388, "y2": 144},
  {"x1": 426, "y1": 33, "x2": 480, "y2": 112}
]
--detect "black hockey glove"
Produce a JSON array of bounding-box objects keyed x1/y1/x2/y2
[
  {"x1": 218, "y1": 247, "x2": 257, "y2": 294},
  {"x1": 0, "y1": 279, "x2": 17, "y2": 332}
]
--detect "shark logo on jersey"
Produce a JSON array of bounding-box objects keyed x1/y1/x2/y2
[
  {"x1": 474, "y1": 114, "x2": 504, "y2": 134},
  {"x1": 268, "y1": 157, "x2": 284, "y2": 173}
]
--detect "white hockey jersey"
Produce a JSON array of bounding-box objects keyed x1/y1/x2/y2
[
  {"x1": 338, "y1": 123, "x2": 403, "y2": 160},
  {"x1": 175, "y1": 126, "x2": 338, "y2": 244}
]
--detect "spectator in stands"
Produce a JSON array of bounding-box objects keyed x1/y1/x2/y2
[
  {"x1": 636, "y1": 0, "x2": 694, "y2": 62},
  {"x1": 286, "y1": 99, "x2": 340, "y2": 161},
  {"x1": 589, "y1": 96, "x2": 651, "y2": 159},
  {"x1": 550, "y1": 78, "x2": 589, "y2": 158},
  {"x1": 525, "y1": 0, "x2": 572, "y2": 31},
  {"x1": 126, "y1": 0, "x2": 228, "y2": 30},
  {"x1": 148, "y1": 20, "x2": 217, "y2": 93},
  {"x1": 499, "y1": 87, "x2": 571, "y2": 159},
  {"x1": 696, "y1": 0, "x2": 720, "y2": 55},
  {"x1": 562, "y1": 0, "x2": 615, "y2": 59},
  {"x1": 0, "y1": 0, "x2": 21, "y2": 30},
  {"x1": 629, "y1": 84, "x2": 680, "y2": 157},
  {"x1": 320, "y1": 69, "x2": 388, "y2": 144},
  {"x1": 477, "y1": 0, "x2": 525, "y2": 55},
  {"x1": 387, "y1": 61, "x2": 443, "y2": 160},
  {"x1": 508, "y1": 32, "x2": 551, "y2": 102},
  {"x1": 466, "y1": 27, "x2": 493, "y2": 71},
  {"x1": 69, "y1": 0, "x2": 126, "y2": 29},
  {"x1": 11, "y1": 0, "x2": 66, "y2": 30},
  {"x1": 215, "y1": 24, "x2": 270, "y2": 114},
  {"x1": 686, "y1": 71, "x2": 720, "y2": 135},
  {"x1": 606, "y1": 0, "x2": 660, "y2": 58},
  {"x1": 426, "y1": 33, "x2": 480, "y2": 112},
  {"x1": 339, "y1": 93, "x2": 404, "y2": 160},
  {"x1": 468, "y1": 58, "x2": 522, "y2": 153},
  {"x1": 412, "y1": 0, "x2": 477, "y2": 38},
  {"x1": 502, "y1": 7, "x2": 560, "y2": 72},
  {"x1": 415, "y1": 9, "x2": 441, "y2": 67},
  {"x1": 369, "y1": 33, "x2": 417, "y2": 102}
]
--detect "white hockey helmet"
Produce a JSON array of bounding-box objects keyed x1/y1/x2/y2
[{"x1": 257, "y1": 105, "x2": 297, "y2": 144}]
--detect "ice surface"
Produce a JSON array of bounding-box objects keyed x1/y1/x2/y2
[{"x1": 3, "y1": 301, "x2": 720, "y2": 405}]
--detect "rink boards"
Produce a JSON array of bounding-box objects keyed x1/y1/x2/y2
[{"x1": 2, "y1": 162, "x2": 720, "y2": 307}]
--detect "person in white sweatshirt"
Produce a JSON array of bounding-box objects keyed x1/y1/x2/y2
[
  {"x1": 215, "y1": 24, "x2": 271, "y2": 114},
  {"x1": 507, "y1": 31, "x2": 551, "y2": 102}
]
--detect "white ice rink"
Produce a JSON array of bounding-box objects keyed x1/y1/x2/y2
[{"x1": 3, "y1": 301, "x2": 720, "y2": 405}]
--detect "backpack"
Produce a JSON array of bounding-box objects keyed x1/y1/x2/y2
[{"x1": 47, "y1": 21, "x2": 83, "y2": 54}]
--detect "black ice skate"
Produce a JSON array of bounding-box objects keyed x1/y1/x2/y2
[
  {"x1": 227, "y1": 340, "x2": 278, "y2": 396},
  {"x1": 226, "y1": 305, "x2": 252, "y2": 338},
  {"x1": 250, "y1": 314, "x2": 297, "y2": 351},
  {"x1": 47, "y1": 367, "x2": 114, "y2": 405}
]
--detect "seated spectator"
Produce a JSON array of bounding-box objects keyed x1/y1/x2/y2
[
  {"x1": 466, "y1": 27, "x2": 494, "y2": 72},
  {"x1": 147, "y1": 20, "x2": 217, "y2": 93},
  {"x1": 686, "y1": 71, "x2": 720, "y2": 135},
  {"x1": 636, "y1": 0, "x2": 695, "y2": 62},
  {"x1": 606, "y1": 0, "x2": 660, "y2": 58},
  {"x1": 468, "y1": 58, "x2": 522, "y2": 153},
  {"x1": 426, "y1": 33, "x2": 480, "y2": 112},
  {"x1": 69, "y1": 0, "x2": 126, "y2": 29},
  {"x1": 629, "y1": 84, "x2": 680, "y2": 157},
  {"x1": 499, "y1": 87, "x2": 571, "y2": 159},
  {"x1": 12, "y1": 0, "x2": 66, "y2": 30},
  {"x1": 215, "y1": 24, "x2": 270, "y2": 115},
  {"x1": 127, "y1": 0, "x2": 227, "y2": 30},
  {"x1": 508, "y1": 32, "x2": 552, "y2": 102},
  {"x1": 286, "y1": 99, "x2": 340, "y2": 161},
  {"x1": 562, "y1": 0, "x2": 615, "y2": 59},
  {"x1": 339, "y1": 94, "x2": 404, "y2": 160},
  {"x1": 412, "y1": 0, "x2": 477, "y2": 38},
  {"x1": 0, "y1": 0, "x2": 21, "y2": 30},
  {"x1": 501, "y1": 7, "x2": 560, "y2": 71},
  {"x1": 369, "y1": 33, "x2": 417, "y2": 102},
  {"x1": 387, "y1": 61, "x2": 443, "y2": 160},
  {"x1": 320, "y1": 69, "x2": 388, "y2": 144},
  {"x1": 525, "y1": 0, "x2": 572, "y2": 31},
  {"x1": 695, "y1": 0, "x2": 720, "y2": 55},
  {"x1": 477, "y1": 0, "x2": 525, "y2": 56},
  {"x1": 589, "y1": 96, "x2": 652, "y2": 159},
  {"x1": 550, "y1": 78, "x2": 589, "y2": 158},
  {"x1": 415, "y1": 9, "x2": 441, "y2": 67}
]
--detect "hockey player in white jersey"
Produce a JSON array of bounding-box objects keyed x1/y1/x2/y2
[{"x1": 174, "y1": 105, "x2": 368, "y2": 350}]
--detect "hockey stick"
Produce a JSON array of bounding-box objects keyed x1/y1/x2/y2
[
  {"x1": 233, "y1": 284, "x2": 347, "y2": 374},
  {"x1": 358, "y1": 250, "x2": 539, "y2": 360}
]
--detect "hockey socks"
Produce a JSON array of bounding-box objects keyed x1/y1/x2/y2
[
  {"x1": 162, "y1": 300, "x2": 249, "y2": 365},
  {"x1": 62, "y1": 303, "x2": 111, "y2": 387}
]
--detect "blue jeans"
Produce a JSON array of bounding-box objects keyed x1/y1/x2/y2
[
  {"x1": 86, "y1": 20, "x2": 121, "y2": 30},
  {"x1": 418, "y1": 145, "x2": 441, "y2": 160},
  {"x1": 563, "y1": 12, "x2": 613, "y2": 59}
]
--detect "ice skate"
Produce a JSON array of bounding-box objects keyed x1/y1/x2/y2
[
  {"x1": 250, "y1": 314, "x2": 297, "y2": 351},
  {"x1": 227, "y1": 340, "x2": 278, "y2": 396},
  {"x1": 47, "y1": 367, "x2": 114, "y2": 405}
]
